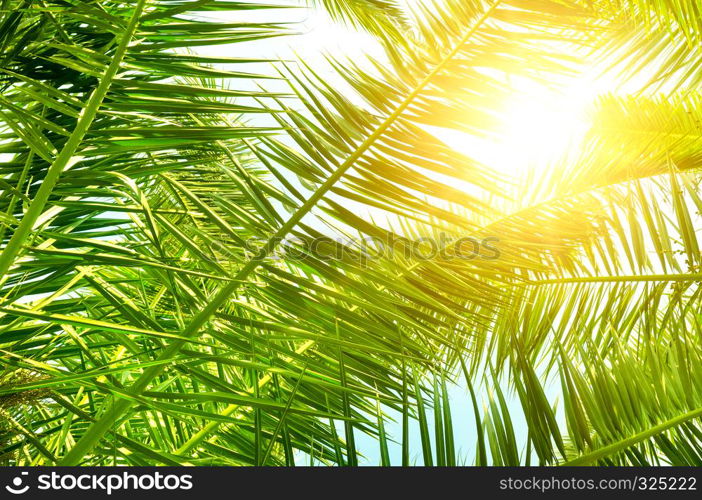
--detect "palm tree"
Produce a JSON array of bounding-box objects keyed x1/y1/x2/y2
[{"x1": 0, "y1": 0, "x2": 701, "y2": 466}]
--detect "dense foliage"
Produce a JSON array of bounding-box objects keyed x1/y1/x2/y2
[{"x1": 1, "y1": 0, "x2": 701, "y2": 465}]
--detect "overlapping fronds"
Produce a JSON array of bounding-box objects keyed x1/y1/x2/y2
[{"x1": 1, "y1": 0, "x2": 701, "y2": 466}]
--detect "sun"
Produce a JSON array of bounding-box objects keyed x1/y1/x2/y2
[
  {"x1": 436, "y1": 76, "x2": 602, "y2": 182},
  {"x1": 483, "y1": 74, "x2": 604, "y2": 182},
  {"x1": 492, "y1": 78, "x2": 597, "y2": 176}
]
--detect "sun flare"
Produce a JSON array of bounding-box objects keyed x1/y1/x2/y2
[
  {"x1": 437, "y1": 76, "x2": 603, "y2": 181},
  {"x1": 492, "y1": 79, "x2": 598, "y2": 176},
  {"x1": 500, "y1": 89, "x2": 590, "y2": 162}
]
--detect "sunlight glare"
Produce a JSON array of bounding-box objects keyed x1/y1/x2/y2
[
  {"x1": 503, "y1": 93, "x2": 586, "y2": 160},
  {"x1": 493, "y1": 78, "x2": 596, "y2": 175},
  {"x1": 437, "y1": 75, "x2": 607, "y2": 184}
]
